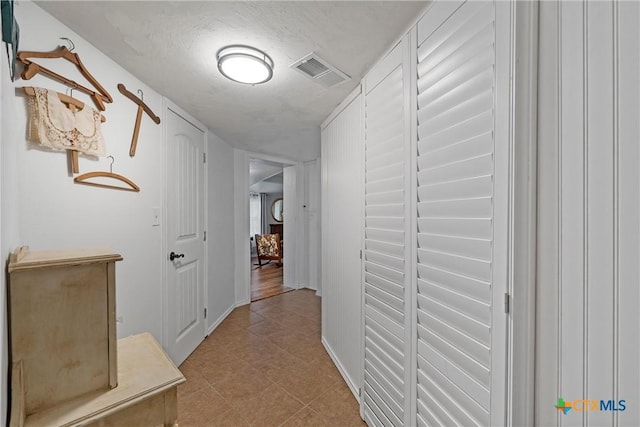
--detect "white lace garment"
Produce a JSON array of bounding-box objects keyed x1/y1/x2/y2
[{"x1": 27, "y1": 87, "x2": 106, "y2": 157}]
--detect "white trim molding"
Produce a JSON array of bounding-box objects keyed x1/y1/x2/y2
[
  {"x1": 508, "y1": 1, "x2": 539, "y2": 425},
  {"x1": 207, "y1": 303, "x2": 236, "y2": 336},
  {"x1": 322, "y1": 337, "x2": 361, "y2": 403}
]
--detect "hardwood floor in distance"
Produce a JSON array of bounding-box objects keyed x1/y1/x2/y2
[{"x1": 251, "y1": 261, "x2": 293, "y2": 302}]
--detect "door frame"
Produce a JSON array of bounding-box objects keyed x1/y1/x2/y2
[
  {"x1": 161, "y1": 99, "x2": 209, "y2": 355},
  {"x1": 235, "y1": 150, "x2": 303, "y2": 306},
  {"x1": 507, "y1": 1, "x2": 538, "y2": 425}
]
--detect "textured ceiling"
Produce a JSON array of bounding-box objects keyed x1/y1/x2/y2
[
  {"x1": 36, "y1": 1, "x2": 428, "y2": 161},
  {"x1": 249, "y1": 158, "x2": 285, "y2": 186},
  {"x1": 249, "y1": 159, "x2": 284, "y2": 193}
]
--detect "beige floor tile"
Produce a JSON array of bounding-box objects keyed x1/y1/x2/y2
[
  {"x1": 277, "y1": 335, "x2": 326, "y2": 361},
  {"x1": 276, "y1": 362, "x2": 339, "y2": 404},
  {"x1": 187, "y1": 345, "x2": 243, "y2": 369},
  {"x1": 247, "y1": 317, "x2": 288, "y2": 337},
  {"x1": 178, "y1": 386, "x2": 231, "y2": 426},
  {"x1": 252, "y1": 306, "x2": 289, "y2": 322},
  {"x1": 211, "y1": 367, "x2": 273, "y2": 401},
  {"x1": 177, "y1": 290, "x2": 362, "y2": 427},
  {"x1": 267, "y1": 330, "x2": 313, "y2": 352},
  {"x1": 208, "y1": 408, "x2": 251, "y2": 427},
  {"x1": 260, "y1": 349, "x2": 309, "y2": 383},
  {"x1": 178, "y1": 360, "x2": 210, "y2": 397},
  {"x1": 308, "y1": 380, "x2": 366, "y2": 426},
  {"x1": 281, "y1": 407, "x2": 335, "y2": 427},
  {"x1": 250, "y1": 297, "x2": 285, "y2": 312},
  {"x1": 199, "y1": 357, "x2": 253, "y2": 385},
  {"x1": 243, "y1": 342, "x2": 289, "y2": 369},
  {"x1": 180, "y1": 407, "x2": 250, "y2": 427},
  {"x1": 222, "y1": 307, "x2": 266, "y2": 328},
  {"x1": 306, "y1": 353, "x2": 343, "y2": 383},
  {"x1": 230, "y1": 383, "x2": 304, "y2": 427}
]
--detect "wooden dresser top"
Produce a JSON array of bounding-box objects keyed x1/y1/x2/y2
[{"x1": 8, "y1": 246, "x2": 123, "y2": 272}]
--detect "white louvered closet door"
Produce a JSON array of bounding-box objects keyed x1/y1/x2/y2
[
  {"x1": 362, "y1": 36, "x2": 411, "y2": 427},
  {"x1": 415, "y1": 1, "x2": 508, "y2": 426}
]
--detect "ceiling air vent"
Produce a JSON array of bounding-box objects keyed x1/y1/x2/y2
[{"x1": 290, "y1": 53, "x2": 350, "y2": 88}]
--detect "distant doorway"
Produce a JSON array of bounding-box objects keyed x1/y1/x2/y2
[{"x1": 249, "y1": 158, "x2": 293, "y2": 301}]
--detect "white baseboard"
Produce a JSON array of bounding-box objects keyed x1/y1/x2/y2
[
  {"x1": 315, "y1": 290, "x2": 322, "y2": 297},
  {"x1": 235, "y1": 299, "x2": 250, "y2": 307},
  {"x1": 206, "y1": 304, "x2": 235, "y2": 336},
  {"x1": 321, "y1": 336, "x2": 360, "y2": 403}
]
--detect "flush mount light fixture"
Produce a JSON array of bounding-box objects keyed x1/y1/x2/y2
[{"x1": 217, "y1": 45, "x2": 274, "y2": 85}]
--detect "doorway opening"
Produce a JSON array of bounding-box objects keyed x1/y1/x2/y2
[{"x1": 249, "y1": 158, "x2": 293, "y2": 301}]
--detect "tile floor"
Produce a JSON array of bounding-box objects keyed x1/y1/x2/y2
[{"x1": 177, "y1": 289, "x2": 365, "y2": 427}]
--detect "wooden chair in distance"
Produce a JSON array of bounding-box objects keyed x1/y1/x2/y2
[{"x1": 255, "y1": 233, "x2": 282, "y2": 267}]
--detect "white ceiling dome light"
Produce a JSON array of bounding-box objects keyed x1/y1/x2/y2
[{"x1": 217, "y1": 45, "x2": 274, "y2": 85}]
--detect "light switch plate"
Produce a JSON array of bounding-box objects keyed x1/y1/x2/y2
[{"x1": 152, "y1": 207, "x2": 161, "y2": 226}]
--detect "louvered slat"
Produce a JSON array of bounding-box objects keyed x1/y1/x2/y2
[
  {"x1": 417, "y1": 263, "x2": 491, "y2": 303},
  {"x1": 365, "y1": 366, "x2": 404, "y2": 415},
  {"x1": 416, "y1": 2, "x2": 495, "y2": 426},
  {"x1": 417, "y1": 278, "x2": 491, "y2": 324},
  {"x1": 417, "y1": 324, "x2": 491, "y2": 388},
  {"x1": 363, "y1": 45, "x2": 407, "y2": 425},
  {"x1": 417, "y1": 175, "x2": 493, "y2": 202},
  {"x1": 417, "y1": 232, "x2": 492, "y2": 260},
  {"x1": 365, "y1": 344, "x2": 405, "y2": 391}
]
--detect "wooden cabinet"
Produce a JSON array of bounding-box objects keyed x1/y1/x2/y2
[
  {"x1": 25, "y1": 333, "x2": 184, "y2": 427},
  {"x1": 8, "y1": 247, "x2": 122, "y2": 418},
  {"x1": 7, "y1": 247, "x2": 185, "y2": 427},
  {"x1": 269, "y1": 223, "x2": 283, "y2": 238}
]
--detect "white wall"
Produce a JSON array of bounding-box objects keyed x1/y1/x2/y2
[
  {"x1": 0, "y1": 2, "x2": 238, "y2": 418},
  {"x1": 13, "y1": 0, "x2": 165, "y2": 341},
  {"x1": 536, "y1": 2, "x2": 640, "y2": 426},
  {"x1": 206, "y1": 132, "x2": 236, "y2": 332},
  {"x1": 320, "y1": 89, "x2": 363, "y2": 399}
]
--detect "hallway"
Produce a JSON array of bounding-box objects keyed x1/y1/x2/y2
[{"x1": 177, "y1": 290, "x2": 364, "y2": 426}]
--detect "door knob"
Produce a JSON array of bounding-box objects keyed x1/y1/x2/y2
[{"x1": 169, "y1": 251, "x2": 185, "y2": 261}]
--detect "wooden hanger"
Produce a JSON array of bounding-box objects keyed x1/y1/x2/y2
[
  {"x1": 118, "y1": 84, "x2": 161, "y2": 157},
  {"x1": 17, "y1": 39, "x2": 113, "y2": 111},
  {"x1": 23, "y1": 86, "x2": 106, "y2": 174},
  {"x1": 74, "y1": 156, "x2": 140, "y2": 192},
  {"x1": 22, "y1": 87, "x2": 106, "y2": 122}
]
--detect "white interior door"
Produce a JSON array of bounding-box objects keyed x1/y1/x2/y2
[
  {"x1": 165, "y1": 107, "x2": 206, "y2": 365},
  {"x1": 362, "y1": 36, "x2": 411, "y2": 427},
  {"x1": 320, "y1": 91, "x2": 363, "y2": 397},
  {"x1": 414, "y1": 2, "x2": 508, "y2": 425},
  {"x1": 283, "y1": 165, "x2": 297, "y2": 287}
]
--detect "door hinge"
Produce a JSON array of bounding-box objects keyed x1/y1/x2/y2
[
  {"x1": 204, "y1": 230, "x2": 207, "y2": 242},
  {"x1": 204, "y1": 308, "x2": 207, "y2": 318},
  {"x1": 359, "y1": 249, "x2": 362, "y2": 260},
  {"x1": 359, "y1": 387, "x2": 362, "y2": 397},
  {"x1": 203, "y1": 153, "x2": 207, "y2": 163},
  {"x1": 504, "y1": 292, "x2": 510, "y2": 314}
]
